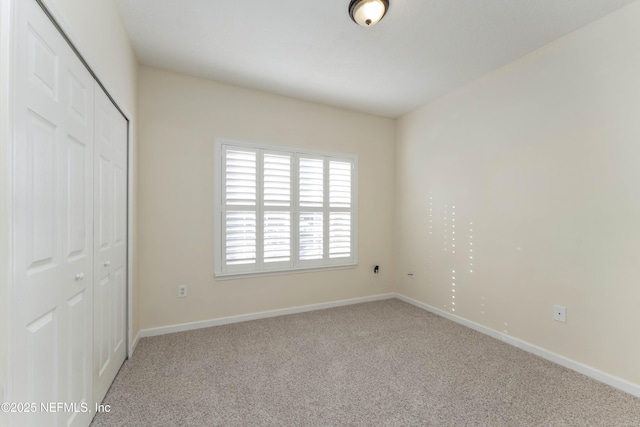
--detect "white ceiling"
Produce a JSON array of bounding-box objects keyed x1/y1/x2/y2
[{"x1": 114, "y1": 0, "x2": 636, "y2": 118}]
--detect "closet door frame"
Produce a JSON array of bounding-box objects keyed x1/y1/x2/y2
[{"x1": 0, "y1": 0, "x2": 14, "y2": 423}]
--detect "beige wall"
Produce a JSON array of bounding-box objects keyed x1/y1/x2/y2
[
  {"x1": 138, "y1": 66, "x2": 396, "y2": 330},
  {"x1": 43, "y1": 0, "x2": 140, "y2": 341},
  {"x1": 396, "y1": 2, "x2": 640, "y2": 385}
]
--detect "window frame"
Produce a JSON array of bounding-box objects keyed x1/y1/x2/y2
[{"x1": 214, "y1": 138, "x2": 358, "y2": 278}]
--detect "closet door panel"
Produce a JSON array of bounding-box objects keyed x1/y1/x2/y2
[
  {"x1": 113, "y1": 266, "x2": 126, "y2": 354},
  {"x1": 95, "y1": 275, "x2": 112, "y2": 377},
  {"x1": 25, "y1": 310, "x2": 58, "y2": 427},
  {"x1": 93, "y1": 84, "x2": 127, "y2": 406},
  {"x1": 67, "y1": 135, "x2": 89, "y2": 260},
  {"x1": 13, "y1": 1, "x2": 95, "y2": 426},
  {"x1": 24, "y1": 110, "x2": 58, "y2": 275},
  {"x1": 98, "y1": 155, "x2": 112, "y2": 250}
]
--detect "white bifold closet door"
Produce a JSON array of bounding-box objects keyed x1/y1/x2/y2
[
  {"x1": 93, "y1": 79, "x2": 128, "y2": 406},
  {"x1": 11, "y1": 0, "x2": 127, "y2": 426},
  {"x1": 13, "y1": 0, "x2": 96, "y2": 425}
]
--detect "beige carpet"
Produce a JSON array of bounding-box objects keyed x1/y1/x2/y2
[{"x1": 91, "y1": 299, "x2": 640, "y2": 426}]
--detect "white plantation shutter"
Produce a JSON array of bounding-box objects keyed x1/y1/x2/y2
[
  {"x1": 216, "y1": 140, "x2": 357, "y2": 276},
  {"x1": 225, "y1": 211, "x2": 256, "y2": 265},
  {"x1": 299, "y1": 212, "x2": 323, "y2": 261},
  {"x1": 226, "y1": 150, "x2": 256, "y2": 206},
  {"x1": 264, "y1": 212, "x2": 290, "y2": 263},
  {"x1": 263, "y1": 152, "x2": 292, "y2": 268},
  {"x1": 298, "y1": 157, "x2": 325, "y2": 266},
  {"x1": 329, "y1": 213, "x2": 351, "y2": 258},
  {"x1": 329, "y1": 161, "x2": 352, "y2": 259},
  {"x1": 223, "y1": 148, "x2": 258, "y2": 272},
  {"x1": 264, "y1": 153, "x2": 290, "y2": 207},
  {"x1": 299, "y1": 158, "x2": 323, "y2": 207},
  {"x1": 330, "y1": 161, "x2": 351, "y2": 208}
]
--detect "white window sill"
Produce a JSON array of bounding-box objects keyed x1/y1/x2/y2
[{"x1": 214, "y1": 263, "x2": 358, "y2": 281}]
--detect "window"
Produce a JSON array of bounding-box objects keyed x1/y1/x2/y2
[{"x1": 214, "y1": 139, "x2": 358, "y2": 277}]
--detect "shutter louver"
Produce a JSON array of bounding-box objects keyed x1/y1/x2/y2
[
  {"x1": 299, "y1": 158, "x2": 323, "y2": 207},
  {"x1": 264, "y1": 154, "x2": 290, "y2": 206},
  {"x1": 226, "y1": 150, "x2": 256, "y2": 206},
  {"x1": 299, "y1": 212, "x2": 323, "y2": 260},
  {"x1": 330, "y1": 161, "x2": 351, "y2": 208},
  {"x1": 225, "y1": 211, "x2": 256, "y2": 265},
  {"x1": 264, "y1": 212, "x2": 290, "y2": 263}
]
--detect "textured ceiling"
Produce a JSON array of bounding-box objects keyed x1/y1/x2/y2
[{"x1": 114, "y1": 0, "x2": 636, "y2": 117}]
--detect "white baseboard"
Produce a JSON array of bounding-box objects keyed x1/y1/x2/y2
[
  {"x1": 139, "y1": 293, "x2": 396, "y2": 338},
  {"x1": 394, "y1": 293, "x2": 640, "y2": 398}
]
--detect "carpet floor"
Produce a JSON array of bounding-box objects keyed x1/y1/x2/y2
[{"x1": 91, "y1": 299, "x2": 640, "y2": 426}]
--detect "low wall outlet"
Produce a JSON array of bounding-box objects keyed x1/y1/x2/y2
[
  {"x1": 178, "y1": 285, "x2": 187, "y2": 298},
  {"x1": 372, "y1": 265, "x2": 380, "y2": 276},
  {"x1": 552, "y1": 305, "x2": 566, "y2": 323}
]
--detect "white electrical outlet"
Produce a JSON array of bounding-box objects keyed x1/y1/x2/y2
[
  {"x1": 552, "y1": 305, "x2": 566, "y2": 323},
  {"x1": 178, "y1": 285, "x2": 187, "y2": 298}
]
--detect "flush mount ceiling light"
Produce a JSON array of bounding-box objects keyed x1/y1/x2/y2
[{"x1": 349, "y1": 0, "x2": 389, "y2": 27}]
